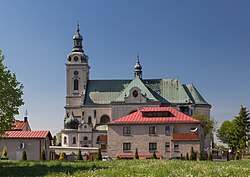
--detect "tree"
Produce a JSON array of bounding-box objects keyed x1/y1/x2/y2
[
  {"x1": 192, "y1": 113, "x2": 217, "y2": 137},
  {"x1": 96, "y1": 148, "x2": 102, "y2": 160},
  {"x1": 233, "y1": 106, "x2": 250, "y2": 153},
  {"x1": 217, "y1": 120, "x2": 232, "y2": 145},
  {"x1": 59, "y1": 152, "x2": 66, "y2": 160},
  {"x1": 152, "y1": 151, "x2": 157, "y2": 159},
  {"x1": 180, "y1": 153, "x2": 184, "y2": 160},
  {"x1": 134, "y1": 148, "x2": 139, "y2": 159},
  {"x1": 185, "y1": 153, "x2": 189, "y2": 160},
  {"x1": 77, "y1": 149, "x2": 83, "y2": 160},
  {"x1": 52, "y1": 136, "x2": 57, "y2": 146},
  {"x1": 22, "y1": 150, "x2": 27, "y2": 161},
  {"x1": 234, "y1": 152, "x2": 239, "y2": 160},
  {"x1": 190, "y1": 147, "x2": 196, "y2": 161},
  {"x1": 56, "y1": 132, "x2": 62, "y2": 146},
  {"x1": 0, "y1": 50, "x2": 24, "y2": 136},
  {"x1": 199, "y1": 152, "x2": 204, "y2": 161},
  {"x1": 208, "y1": 153, "x2": 213, "y2": 161},
  {"x1": 1, "y1": 146, "x2": 8, "y2": 160},
  {"x1": 217, "y1": 106, "x2": 250, "y2": 153},
  {"x1": 41, "y1": 150, "x2": 46, "y2": 161}
]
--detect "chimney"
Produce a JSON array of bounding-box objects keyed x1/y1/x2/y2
[{"x1": 24, "y1": 117, "x2": 27, "y2": 122}]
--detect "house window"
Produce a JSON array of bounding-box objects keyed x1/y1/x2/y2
[
  {"x1": 73, "y1": 137, "x2": 76, "y2": 144},
  {"x1": 123, "y1": 127, "x2": 131, "y2": 135},
  {"x1": 74, "y1": 79, "x2": 79, "y2": 90},
  {"x1": 174, "y1": 143, "x2": 179, "y2": 151},
  {"x1": 64, "y1": 137, "x2": 67, "y2": 145},
  {"x1": 149, "y1": 126, "x2": 156, "y2": 135},
  {"x1": 165, "y1": 142, "x2": 170, "y2": 151},
  {"x1": 94, "y1": 110, "x2": 96, "y2": 118},
  {"x1": 100, "y1": 144, "x2": 107, "y2": 150},
  {"x1": 149, "y1": 142, "x2": 157, "y2": 151},
  {"x1": 165, "y1": 126, "x2": 170, "y2": 135},
  {"x1": 123, "y1": 143, "x2": 131, "y2": 151}
]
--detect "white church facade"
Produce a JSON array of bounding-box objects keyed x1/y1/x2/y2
[{"x1": 61, "y1": 25, "x2": 211, "y2": 154}]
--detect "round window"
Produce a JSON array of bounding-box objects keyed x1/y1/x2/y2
[
  {"x1": 132, "y1": 90, "x2": 138, "y2": 98},
  {"x1": 74, "y1": 71, "x2": 78, "y2": 75},
  {"x1": 74, "y1": 56, "x2": 78, "y2": 62}
]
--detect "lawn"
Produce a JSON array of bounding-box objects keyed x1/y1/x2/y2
[{"x1": 0, "y1": 159, "x2": 249, "y2": 177}]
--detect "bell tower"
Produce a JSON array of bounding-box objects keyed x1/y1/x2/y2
[{"x1": 65, "y1": 24, "x2": 90, "y2": 117}]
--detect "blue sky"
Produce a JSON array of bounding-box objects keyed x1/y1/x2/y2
[{"x1": 1, "y1": 1, "x2": 250, "y2": 141}]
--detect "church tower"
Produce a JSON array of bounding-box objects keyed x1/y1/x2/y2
[{"x1": 65, "y1": 24, "x2": 90, "y2": 118}]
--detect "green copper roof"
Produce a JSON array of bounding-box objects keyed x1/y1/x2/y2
[
  {"x1": 115, "y1": 76, "x2": 158, "y2": 102},
  {"x1": 84, "y1": 78, "x2": 209, "y2": 105},
  {"x1": 185, "y1": 84, "x2": 208, "y2": 105}
]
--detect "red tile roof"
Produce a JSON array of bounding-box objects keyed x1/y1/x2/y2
[
  {"x1": 3, "y1": 131, "x2": 52, "y2": 139},
  {"x1": 172, "y1": 133, "x2": 199, "y2": 141},
  {"x1": 12, "y1": 121, "x2": 27, "y2": 130},
  {"x1": 110, "y1": 107, "x2": 200, "y2": 124}
]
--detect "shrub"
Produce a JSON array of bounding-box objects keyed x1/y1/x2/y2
[
  {"x1": 22, "y1": 150, "x2": 27, "y2": 161},
  {"x1": 59, "y1": 152, "x2": 66, "y2": 161},
  {"x1": 1, "y1": 146, "x2": 8, "y2": 160},
  {"x1": 180, "y1": 153, "x2": 184, "y2": 160},
  {"x1": 96, "y1": 148, "x2": 102, "y2": 160},
  {"x1": 185, "y1": 153, "x2": 189, "y2": 160},
  {"x1": 77, "y1": 149, "x2": 83, "y2": 160},
  {"x1": 152, "y1": 151, "x2": 157, "y2": 159},
  {"x1": 190, "y1": 147, "x2": 196, "y2": 160},
  {"x1": 134, "y1": 148, "x2": 139, "y2": 159},
  {"x1": 41, "y1": 150, "x2": 46, "y2": 161},
  {"x1": 208, "y1": 153, "x2": 213, "y2": 161},
  {"x1": 115, "y1": 154, "x2": 121, "y2": 160},
  {"x1": 199, "y1": 152, "x2": 204, "y2": 161},
  {"x1": 234, "y1": 152, "x2": 239, "y2": 160}
]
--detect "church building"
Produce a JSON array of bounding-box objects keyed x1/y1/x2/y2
[{"x1": 61, "y1": 25, "x2": 211, "y2": 154}]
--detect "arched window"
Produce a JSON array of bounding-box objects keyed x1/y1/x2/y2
[
  {"x1": 73, "y1": 137, "x2": 76, "y2": 144},
  {"x1": 74, "y1": 79, "x2": 79, "y2": 90},
  {"x1": 64, "y1": 137, "x2": 67, "y2": 144},
  {"x1": 83, "y1": 136, "x2": 88, "y2": 141},
  {"x1": 88, "y1": 116, "x2": 92, "y2": 124},
  {"x1": 100, "y1": 115, "x2": 110, "y2": 124}
]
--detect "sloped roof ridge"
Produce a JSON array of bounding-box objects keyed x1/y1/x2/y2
[
  {"x1": 185, "y1": 84, "x2": 208, "y2": 105},
  {"x1": 115, "y1": 77, "x2": 158, "y2": 102}
]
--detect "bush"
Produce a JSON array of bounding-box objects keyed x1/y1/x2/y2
[
  {"x1": 77, "y1": 149, "x2": 83, "y2": 160},
  {"x1": 199, "y1": 152, "x2": 204, "y2": 161},
  {"x1": 1, "y1": 146, "x2": 8, "y2": 160},
  {"x1": 185, "y1": 153, "x2": 189, "y2": 160},
  {"x1": 59, "y1": 152, "x2": 66, "y2": 161},
  {"x1": 96, "y1": 148, "x2": 102, "y2": 160},
  {"x1": 134, "y1": 148, "x2": 139, "y2": 159},
  {"x1": 208, "y1": 153, "x2": 213, "y2": 161},
  {"x1": 180, "y1": 153, "x2": 184, "y2": 160},
  {"x1": 115, "y1": 154, "x2": 121, "y2": 160},
  {"x1": 234, "y1": 152, "x2": 240, "y2": 160},
  {"x1": 190, "y1": 147, "x2": 196, "y2": 161},
  {"x1": 22, "y1": 151, "x2": 27, "y2": 161},
  {"x1": 152, "y1": 151, "x2": 157, "y2": 159},
  {"x1": 41, "y1": 150, "x2": 46, "y2": 161}
]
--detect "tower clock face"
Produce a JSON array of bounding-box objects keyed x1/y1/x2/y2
[
  {"x1": 74, "y1": 71, "x2": 79, "y2": 75},
  {"x1": 74, "y1": 56, "x2": 78, "y2": 62}
]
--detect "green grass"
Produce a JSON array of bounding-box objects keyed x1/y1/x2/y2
[{"x1": 0, "y1": 159, "x2": 249, "y2": 177}]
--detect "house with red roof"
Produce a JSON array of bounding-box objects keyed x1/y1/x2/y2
[
  {"x1": 0, "y1": 116, "x2": 52, "y2": 161},
  {"x1": 107, "y1": 107, "x2": 204, "y2": 159}
]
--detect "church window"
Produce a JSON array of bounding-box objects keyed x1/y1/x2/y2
[
  {"x1": 132, "y1": 90, "x2": 138, "y2": 98},
  {"x1": 94, "y1": 110, "x2": 96, "y2": 118},
  {"x1": 100, "y1": 115, "x2": 110, "y2": 124},
  {"x1": 64, "y1": 137, "x2": 67, "y2": 145},
  {"x1": 179, "y1": 106, "x2": 190, "y2": 115},
  {"x1": 88, "y1": 116, "x2": 92, "y2": 124},
  {"x1": 73, "y1": 137, "x2": 76, "y2": 144},
  {"x1": 74, "y1": 79, "x2": 79, "y2": 90}
]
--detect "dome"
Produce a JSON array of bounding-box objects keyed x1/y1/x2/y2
[
  {"x1": 134, "y1": 55, "x2": 142, "y2": 70},
  {"x1": 73, "y1": 33, "x2": 83, "y2": 40},
  {"x1": 64, "y1": 112, "x2": 79, "y2": 129}
]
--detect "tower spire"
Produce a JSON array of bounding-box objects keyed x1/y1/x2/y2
[
  {"x1": 72, "y1": 22, "x2": 83, "y2": 52},
  {"x1": 134, "y1": 55, "x2": 142, "y2": 79}
]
